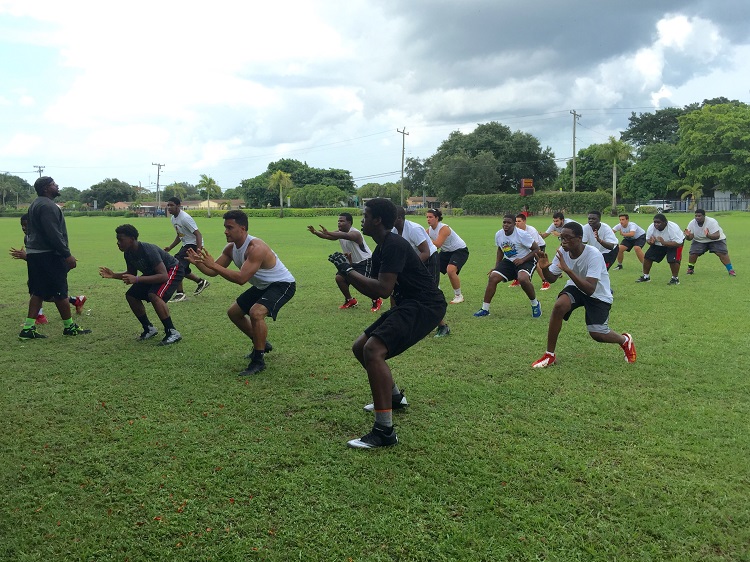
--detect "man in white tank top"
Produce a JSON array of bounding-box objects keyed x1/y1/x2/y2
[
  {"x1": 308, "y1": 213, "x2": 382, "y2": 312},
  {"x1": 186, "y1": 210, "x2": 296, "y2": 376}
]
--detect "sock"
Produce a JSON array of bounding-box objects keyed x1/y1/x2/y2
[
  {"x1": 546, "y1": 351, "x2": 556, "y2": 356},
  {"x1": 136, "y1": 314, "x2": 151, "y2": 330},
  {"x1": 530, "y1": 299, "x2": 539, "y2": 306},
  {"x1": 375, "y1": 409, "x2": 393, "y2": 428},
  {"x1": 725, "y1": 263, "x2": 733, "y2": 272},
  {"x1": 63, "y1": 318, "x2": 74, "y2": 328},
  {"x1": 482, "y1": 302, "x2": 490, "y2": 311},
  {"x1": 161, "y1": 316, "x2": 175, "y2": 333},
  {"x1": 252, "y1": 349, "x2": 265, "y2": 364},
  {"x1": 38, "y1": 307, "x2": 44, "y2": 315},
  {"x1": 454, "y1": 289, "x2": 461, "y2": 297},
  {"x1": 642, "y1": 274, "x2": 650, "y2": 279},
  {"x1": 68, "y1": 296, "x2": 76, "y2": 304},
  {"x1": 391, "y1": 383, "x2": 401, "y2": 397},
  {"x1": 688, "y1": 263, "x2": 695, "y2": 269},
  {"x1": 23, "y1": 318, "x2": 35, "y2": 329}
]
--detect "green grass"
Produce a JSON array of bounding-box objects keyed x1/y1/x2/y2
[{"x1": 1, "y1": 212, "x2": 749, "y2": 561}]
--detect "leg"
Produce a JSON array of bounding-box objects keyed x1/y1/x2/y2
[
  {"x1": 633, "y1": 246, "x2": 645, "y2": 264},
  {"x1": 335, "y1": 273, "x2": 353, "y2": 301},
  {"x1": 590, "y1": 330, "x2": 626, "y2": 345},
  {"x1": 26, "y1": 295, "x2": 44, "y2": 319},
  {"x1": 52, "y1": 296, "x2": 72, "y2": 321},
  {"x1": 669, "y1": 260, "x2": 681, "y2": 278},
  {"x1": 716, "y1": 252, "x2": 732, "y2": 266},
  {"x1": 185, "y1": 272, "x2": 201, "y2": 284},
  {"x1": 617, "y1": 244, "x2": 626, "y2": 265},
  {"x1": 148, "y1": 294, "x2": 171, "y2": 321},
  {"x1": 360, "y1": 335, "x2": 394, "y2": 411},
  {"x1": 446, "y1": 264, "x2": 461, "y2": 290},
  {"x1": 642, "y1": 258, "x2": 653, "y2": 275},
  {"x1": 482, "y1": 272, "x2": 503, "y2": 303},
  {"x1": 127, "y1": 293, "x2": 148, "y2": 317},
  {"x1": 518, "y1": 270, "x2": 536, "y2": 300},
  {"x1": 545, "y1": 294, "x2": 572, "y2": 353}
]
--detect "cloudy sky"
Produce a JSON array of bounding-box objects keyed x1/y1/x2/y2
[{"x1": 1, "y1": 0, "x2": 749, "y2": 193}]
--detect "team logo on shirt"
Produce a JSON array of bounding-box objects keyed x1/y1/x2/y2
[{"x1": 502, "y1": 242, "x2": 518, "y2": 258}]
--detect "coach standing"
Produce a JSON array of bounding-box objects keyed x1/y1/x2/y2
[{"x1": 19, "y1": 177, "x2": 91, "y2": 339}]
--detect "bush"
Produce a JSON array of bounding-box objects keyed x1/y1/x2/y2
[
  {"x1": 636, "y1": 206, "x2": 658, "y2": 214},
  {"x1": 462, "y1": 192, "x2": 610, "y2": 216}
]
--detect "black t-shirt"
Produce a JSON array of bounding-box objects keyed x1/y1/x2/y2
[
  {"x1": 124, "y1": 242, "x2": 179, "y2": 276},
  {"x1": 373, "y1": 232, "x2": 446, "y2": 305}
]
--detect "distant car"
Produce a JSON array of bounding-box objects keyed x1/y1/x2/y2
[{"x1": 634, "y1": 199, "x2": 673, "y2": 213}]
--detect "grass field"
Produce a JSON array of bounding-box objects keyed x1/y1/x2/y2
[{"x1": 2, "y1": 212, "x2": 749, "y2": 561}]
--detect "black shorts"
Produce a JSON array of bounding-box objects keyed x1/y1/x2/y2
[
  {"x1": 126, "y1": 264, "x2": 184, "y2": 302},
  {"x1": 620, "y1": 235, "x2": 646, "y2": 251},
  {"x1": 493, "y1": 256, "x2": 537, "y2": 281},
  {"x1": 236, "y1": 282, "x2": 296, "y2": 320},
  {"x1": 603, "y1": 247, "x2": 619, "y2": 269},
  {"x1": 439, "y1": 247, "x2": 469, "y2": 274},
  {"x1": 364, "y1": 298, "x2": 446, "y2": 358},
  {"x1": 426, "y1": 252, "x2": 440, "y2": 287},
  {"x1": 26, "y1": 252, "x2": 69, "y2": 300},
  {"x1": 174, "y1": 244, "x2": 198, "y2": 275},
  {"x1": 559, "y1": 286, "x2": 611, "y2": 334},
  {"x1": 689, "y1": 240, "x2": 728, "y2": 256},
  {"x1": 645, "y1": 244, "x2": 683, "y2": 264}
]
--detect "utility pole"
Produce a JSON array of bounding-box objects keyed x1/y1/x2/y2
[
  {"x1": 570, "y1": 110, "x2": 580, "y2": 192},
  {"x1": 34, "y1": 165, "x2": 45, "y2": 177},
  {"x1": 397, "y1": 127, "x2": 409, "y2": 206},
  {"x1": 152, "y1": 162, "x2": 164, "y2": 216}
]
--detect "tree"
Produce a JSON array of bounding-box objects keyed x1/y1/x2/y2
[
  {"x1": 197, "y1": 175, "x2": 221, "y2": 200},
  {"x1": 356, "y1": 181, "x2": 405, "y2": 202},
  {"x1": 80, "y1": 178, "x2": 136, "y2": 207},
  {"x1": 58, "y1": 186, "x2": 82, "y2": 202},
  {"x1": 163, "y1": 182, "x2": 188, "y2": 201},
  {"x1": 595, "y1": 137, "x2": 633, "y2": 212},
  {"x1": 553, "y1": 145, "x2": 615, "y2": 193},
  {"x1": 0, "y1": 173, "x2": 33, "y2": 206},
  {"x1": 620, "y1": 107, "x2": 687, "y2": 148},
  {"x1": 678, "y1": 182, "x2": 704, "y2": 210},
  {"x1": 619, "y1": 143, "x2": 681, "y2": 201},
  {"x1": 404, "y1": 157, "x2": 429, "y2": 201},
  {"x1": 268, "y1": 170, "x2": 294, "y2": 217},
  {"x1": 265, "y1": 159, "x2": 355, "y2": 194}
]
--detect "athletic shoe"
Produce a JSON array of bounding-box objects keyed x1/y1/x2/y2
[
  {"x1": 686, "y1": 268, "x2": 694, "y2": 275},
  {"x1": 239, "y1": 361, "x2": 265, "y2": 376},
  {"x1": 194, "y1": 279, "x2": 210, "y2": 295},
  {"x1": 509, "y1": 279, "x2": 520, "y2": 287},
  {"x1": 532, "y1": 352, "x2": 556, "y2": 368},
  {"x1": 621, "y1": 333, "x2": 637, "y2": 363},
  {"x1": 339, "y1": 298, "x2": 357, "y2": 309},
  {"x1": 635, "y1": 275, "x2": 650, "y2": 283},
  {"x1": 434, "y1": 325, "x2": 451, "y2": 338},
  {"x1": 667, "y1": 277, "x2": 680, "y2": 285},
  {"x1": 531, "y1": 302, "x2": 542, "y2": 318},
  {"x1": 138, "y1": 326, "x2": 158, "y2": 341},
  {"x1": 614, "y1": 264, "x2": 623, "y2": 270},
  {"x1": 371, "y1": 298, "x2": 383, "y2": 312},
  {"x1": 157, "y1": 329, "x2": 182, "y2": 346},
  {"x1": 35, "y1": 314, "x2": 48, "y2": 325},
  {"x1": 347, "y1": 424, "x2": 398, "y2": 449},
  {"x1": 449, "y1": 294, "x2": 464, "y2": 304},
  {"x1": 473, "y1": 309, "x2": 490, "y2": 317},
  {"x1": 19, "y1": 326, "x2": 47, "y2": 340},
  {"x1": 540, "y1": 281, "x2": 551, "y2": 291},
  {"x1": 170, "y1": 292, "x2": 187, "y2": 303},
  {"x1": 63, "y1": 323, "x2": 92, "y2": 336},
  {"x1": 245, "y1": 341, "x2": 274, "y2": 359},
  {"x1": 74, "y1": 295, "x2": 87, "y2": 315},
  {"x1": 729, "y1": 269, "x2": 737, "y2": 276},
  {"x1": 364, "y1": 393, "x2": 409, "y2": 412}
]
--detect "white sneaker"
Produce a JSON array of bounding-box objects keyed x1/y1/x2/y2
[
  {"x1": 170, "y1": 292, "x2": 187, "y2": 303},
  {"x1": 449, "y1": 294, "x2": 464, "y2": 304},
  {"x1": 138, "y1": 326, "x2": 159, "y2": 341},
  {"x1": 157, "y1": 329, "x2": 182, "y2": 346}
]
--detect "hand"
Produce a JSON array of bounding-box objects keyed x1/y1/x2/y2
[
  {"x1": 122, "y1": 273, "x2": 137, "y2": 285},
  {"x1": 99, "y1": 267, "x2": 114, "y2": 279},
  {"x1": 65, "y1": 255, "x2": 77, "y2": 270},
  {"x1": 684, "y1": 228, "x2": 690, "y2": 236},
  {"x1": 163, "y1": 246, "x2": 171, "y2": 252},
  {"x1": 555, "y1": 248, "x2": 571, "y2": 275},
  {"x1": 328, "y1": 252, "x2": 353, "y2": 276},
  {"x1": 307, "y1": 225, "x2": 316, "y2": 234},
  {"x1": 536, "y1": 252, "x2": 551, "y2": 269},
  {"x1": 9, "y1": 247, "x2": 26, "y2": 260},
  {"x1": 319, "y1": 225, "x2": 330, "y2": 235}
]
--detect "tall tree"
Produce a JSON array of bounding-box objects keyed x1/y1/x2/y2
[
  {"x1": 596, "y1": 137, "x2": 633, "y2": 212},
  {"x1": 619, "y1": 142, "x2": 681, "y2": 201},
  {"x1": 80, "y1": 178, "x2": 136, "y2": 207},
  {"x1": 404, "y1": 157, "x2": 429, "y2": 200},
  {"x1": 678, "y1": 182, "x2": 704, "y2": 210},
  {"x1": 197, "y1": 175, "x2": 222, "y2": 200},
  {"x1": 268, "y1": 170, "x2": 294, "y2": 217},
  {"x1": 553, "y1": 145, "x2": 615, "y2": 192}
]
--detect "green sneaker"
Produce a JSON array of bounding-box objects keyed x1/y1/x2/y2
[
  {"x1": 63, "y1": 323, "x2": 92, "y2": 336},
  {"x1": 19, "y1": 326, "x2": 47, "y2": 340}
]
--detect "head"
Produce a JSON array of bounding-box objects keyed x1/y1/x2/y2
[
  {"x1": 223, "y1": 210, "x2": 248, "y2": 243},
  {"x1": 362, "y1": 197, "x2": 397, "y2": 236},
  {"x1": 114, "y1": 224, "x2": 139, "y2": 253},
  {"x1": 502, "y1": 214, "x2": 516, "y2": 235},
  {"x1": 166, "y1": 197, "x2": 181, "y2": 216},
  {"x1": 20, "y1": 213, "x2": 29, "y2": 235},
  {"x1": 559, "y1": 222, "x2": 584, "y2": 253},
  {"x1": 337, "y1": 212, "x2": 353, "y2": 232},
  {"x1": 653, "y1": 214, "x2": 667, "y2": 231},
  {"x1": 618, "y1": 213, "x2": 629, "y2": 227},
  {"x1": 34, "y1": 176, "x2": 59, "y2": 197},
  {"x1": 587, "y1": 210, "x2": 602, "y2": 229},
  {"x1": 393, "y1": 206, "x2": 407, "y2": 231},
  {"x1": 552, "y1": 211, "x2": 565, "y2": 228},
  {"x1": 426, "y1": 207, "x2": 442, "y2": 228},
  {"x1": 694, "y1": 209, "x2": 706, "y2": 225},
  {"x1": 515, "y1": 213, "x2": 527, "y2": 229}
]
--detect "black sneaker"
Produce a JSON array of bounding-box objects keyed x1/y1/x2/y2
[
  {"x1": 614, "y1": 264, "x2": 623, "y2": 270},
  {"x1": 244, "y1": 341, "x2": 273, "y2": 359},
  {"x1": 667, "y1": 277, "x2": 680, "y2": 285},
  {"x1": 194, "y1": 279, "x2": 210, "y2": 295},
  {"x1": 138, "y1": 326, "x2": 158, "y2": 341},
  {"x1": 239, "y1": 361, "x2": 266, "y2": 376},
  {"x1": 63, "y1": 323, "x2": 91, "y2": 336},
  {"x1": 157, "y1": 329, "x2": 182, "y2": 345},
  {"x1": 347, "y1": 423, "x2": 398, "y2": 449},
  {"x1": 434, "y1": 325, "x2": 451, "y2": 338},
  {"x1": 635, "y1": 275, "x2": 650, "y2": 283},
  {"x1": 19, "y1": 326, "x2": 47, "y2": 340},
  {"x1": 363, "y1": 393, "x2": 409, "y2": 412}
]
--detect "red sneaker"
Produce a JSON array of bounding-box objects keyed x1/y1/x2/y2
[
  {"x1": 621, "y1": 333, "x2": 636, "y2": 363},
  {"x1": 74, "y1": 295, "x2": 87, "y2": 315},
  {"x1": 532, "y1": 352, "x2": 556, "y2": 368},
  {"x1": 371, "y1": 298, "x2": 383, "y2": 312},
  {"x1": 339, "y1": 298, "x2": 358, "y2": 309},
  {"x1": 509, "y1": 279, "x2": 520, "y2": 287},
  {"x1": 541, "y1": 281, "x2": 551, "y2": 291},
  {"x1": 35, "y1": 314, "x2": 49, "y2": 325}
]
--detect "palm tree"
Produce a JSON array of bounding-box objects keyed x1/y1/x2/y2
[
  {"x1": 597, "y1": 136, "x2": 633, "y2": 214},
  {"x1": 678, "y1": 182, "x2": 704, "y2": 210},
  {"x1": 268, "y1": 170, "x2": 294, "y2": 218},
  {"x1": 197, "y1": 174, "x2": 221, "y2": 218}
]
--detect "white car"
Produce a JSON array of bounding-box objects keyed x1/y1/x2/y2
[{"x1": 634, "y1": 199, "x2": 673, "y2": 213}]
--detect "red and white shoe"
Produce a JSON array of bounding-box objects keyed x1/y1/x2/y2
[
  {"x1": 339, "y1": 298, "x2": 358, "y2": 309},
  {"x1": 74, "y1": 295, "x2": 87, "y2": 315},
  {"x1": 371, "y1": 298, "x2": 383, "y2": 312},
  {"x1": 509, "y1": 279, "x2": 520, "y2": 287},
  {"x1": 35, "y1": 314, "x2": 49, "y2": 325},
  {"x1": 540, "y1": 281, "x2": 551, "y2": 291},
  {"x1": 621, "y1": 333, "x2": 637, "y2": 363},
  {"x1": 532, "y1": 352, "x2": 556, "y2": 368}
]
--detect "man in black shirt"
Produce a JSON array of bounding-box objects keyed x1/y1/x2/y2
[
  {"x1": 99, "y1": 224, "x2": 184, "y2": 345},
  {"x1": 328, "y1": 198, "x2": 446, "y2": 449}
]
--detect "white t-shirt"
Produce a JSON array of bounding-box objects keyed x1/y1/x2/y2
[
  {"x1": 645, "y1": 221, "x2": 685, "y2": 246},
  {"x1": 521, "y1": 224, "x2": 545, "y2": 247},
  {"x1": 339, "y1": 227, "x2": 372, "y2": 264},
  {"x1": 428, "y1": 222, "x2": 467, "y2": 252},
  {"x1": 582, "y1": 222, "x2": 618, "y2": 254},
  {"x1": 495, "y1": 227, "x2": 535, "y2": 261},
  {"x1": 171, "y1": 210, "x2": 201, "y2": 246},
  {"x1": 546, "y1": 219, "x2": 581, "y2": 235},
  {"x1": 549, "y1": 244, "x2": 613, "y2": 304},
  {"x1": 613, "y1": 221, "x2": 646, "y2": 238},
  {"x1": 393, "y1": 220, "x2": 437, "y2": 257},
  {"x1": 685, "y1": 216, "x2": 725, "y2": 243}
]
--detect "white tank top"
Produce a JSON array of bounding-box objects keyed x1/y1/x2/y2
[
  {"x1": 428, "y1": 222, "x2": 467, "y2": 252},
  {"x1": 232, "y1": 235, "x2": 295, "y2": 289},
  {"x1": 338, "y1": 227, "x2": 372, "y2": 264}
]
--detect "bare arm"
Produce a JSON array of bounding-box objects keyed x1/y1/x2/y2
[{"x1": 432, "y1": 225, "x2": 451, "y2": 249}]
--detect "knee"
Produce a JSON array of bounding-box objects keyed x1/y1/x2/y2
[{"x1": 361, "y1": 337, "x2": 387, "y2": 364}]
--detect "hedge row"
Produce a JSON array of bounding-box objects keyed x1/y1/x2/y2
[{"x1": 462, "y1": 192, "x2": 611, "y2": 216}]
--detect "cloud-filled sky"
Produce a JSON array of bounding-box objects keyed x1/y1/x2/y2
[{"x1": 1, "y1": 0, "x2": 749, "y2": 193}]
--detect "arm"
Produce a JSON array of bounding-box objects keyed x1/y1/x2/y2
[
  {"x1": 186, "y1": 244, "x2": 233, "y2": 277},
  {"x1": 549, "y1": 248, "x2": 598, "y2": 295},
  {"x1": 593, "y1": 230, "x2": 618, "y2": 250},
  {"x1": 431, "y1": 225, "x2": 451, "y2": 249},
  {"x1": 536, "y1": 252, "x2": 562, "y2": 284},
  {"x1": 193, "y1": 228, "x2": 203, "y2": 249},
  {"x1": 192, "y1": 240, "x2": 267, "y2": 285},
  {"x1": 415, "y1": 240, "x2": 431, "y2": 263},
  {"x1": 342, "y1": 269, "x2": 397, "y2": 300},
  {"x1": 164, "y1": 234, "x2": 181, "y2": 252}
]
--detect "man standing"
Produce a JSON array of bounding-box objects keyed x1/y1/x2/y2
[
  {"x1": 540, "y1": 212, "x2": 580, "y2": 241},
  {"x1": 684, "y1": 209, "x2": 736, "y2": 276},
  {"x1": 18, "y1": 176, "x2": 91, "y2": 339},
  {"x1": 636, "y1": 214, "x2": 685, "y2": 285},
  {"x1": 187, "y1": 210, "x2": 296, "y2": 376},
  {"x1": 474, "y1": 214, "x2": 542, "y2": 319},
  {"x1": 532, "y1": 222, "x2": 636, "y2": 368},
  {"x1": 308, "y1": 213, "x2": 382, "y2": 312},
  {"x1": 164, "y1": 197, "x2": 210, "y2": 302},
  {"x1": 612, "y1": 213, "x2": 646, "y2": 270},
  {"x1": 329, "y1": 198, "x2": 446, "y2": 449},
  {"x1": 582, "y1": 210, "x2": 619, "y2": 270},
  {"x1": 99, "y1": 224, "x2": 183, "y2": 345}
]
